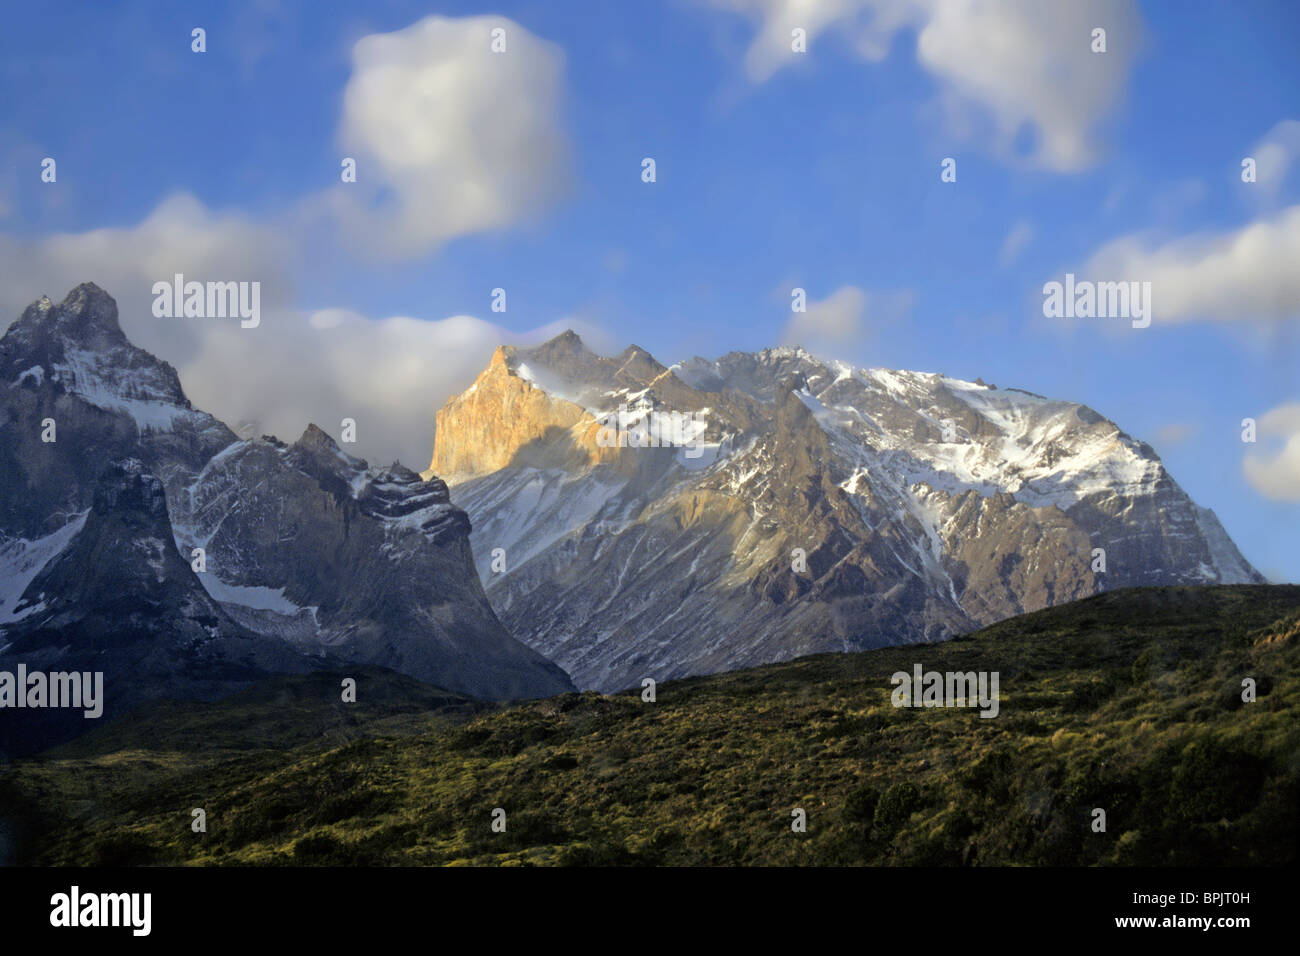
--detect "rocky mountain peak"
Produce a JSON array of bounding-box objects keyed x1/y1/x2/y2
[
  {"x1": 294, "y1": 422, "x2": 344, "y2": 453},
  {"x1": 8, "y1": 456, "x2": 221, "y2": 632},
  {"x1": 615, "y1": 344, "x2": 668, "y2": 381},
  {"x1": 56, "y1": 281, "x2": 125, "y2": 331},
  {"x1": 517, "y1": 329, "x2": 598, "y2": 376},
  {"x1": 7, "y1": 282, "x2": 127, "y2": 350},
  {"x1": 0, "y1": 284, "x2": 194, "y2": 424},
  {"x1": 436, "y1": 335, "x2": 1263, "y2": 691},
  {"x1": 542, "y1": 328, "x2": 585, "y2": 352}
]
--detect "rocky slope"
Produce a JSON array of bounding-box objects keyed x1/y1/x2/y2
[
  {"x1": 0, "y1": 284, "x2": 571, "y2": 749},
  {"x1": 170, "y1": 424, "x2": 570, "y2": 698},
  {"x1": 430, "y1": 333, "x2": 1262, "y2": 691},
  {"x1": 0, "y1": 458, "x2": 314, "y2": 756}
]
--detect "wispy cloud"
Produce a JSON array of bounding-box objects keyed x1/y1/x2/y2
[
  {"x1": 1247, "y1": 118, "x2": 1300, "y2": 206},
  {"x1": 999, "y1": 220, "x2": 1034, "y2": 267},
  {"x1": 1153, "y1": 422, "x2": 1197, "y2": 447}
]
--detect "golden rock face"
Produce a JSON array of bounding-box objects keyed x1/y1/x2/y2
[{"x1": 430, "y1": 345, "x2": 620, "y2": 481}]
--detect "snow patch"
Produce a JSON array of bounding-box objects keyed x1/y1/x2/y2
[
  {"x1": 198, "y1": 576, "x2": 305, "y2": 615},
  {"x1": 50, "y1": 347, "x2": 193, "y2": 434},
  {"x1": 0, "y1": 512, "x2": 89, "y2": 624}
]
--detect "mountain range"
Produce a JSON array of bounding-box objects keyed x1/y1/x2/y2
[
  {"x1": 0, "y1": 283, "x2": 1263, "y2": 752},
  {"x1": 430, "y1": 332, "x2": 1261, "y2": 691},
  {"x1": 0, "y1": 284, "x2": 569, "y2": 754}
]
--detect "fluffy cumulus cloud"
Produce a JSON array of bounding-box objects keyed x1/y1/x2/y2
[
  {"x1": 1082, "y1": 205, "x2": 1300, "y2": 323},
  {"x1": 1244, "y1": 403, "x2": 1300, "y2": 502},
  {"x1": 329, "y1": 14, "x2": 572, "y2": 258},
  {"x1": 706, "y1": 0, "x2": 1140, "y2": 172}
]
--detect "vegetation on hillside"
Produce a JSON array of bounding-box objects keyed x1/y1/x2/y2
[{"x1": 3, "y1": 585, "x2": 1297, "y2": 866}]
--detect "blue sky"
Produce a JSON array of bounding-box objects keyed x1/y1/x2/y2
[{"x1": 1, "y1": 0, "x2": 1298, "y2": 581}]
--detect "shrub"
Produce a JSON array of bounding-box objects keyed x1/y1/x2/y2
[
  {"x1": 873, "y1": 781, "x2": 922, "y2": 834},
  {"x1": 844, "y1": 785, "x2": 879, "y2": 823},
  {"x1": 1169, "y1": 739, "x2": 1266, "y2": 824}
]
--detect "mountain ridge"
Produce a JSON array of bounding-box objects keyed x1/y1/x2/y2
[
  {"x1": 432, "y1": 330, "x2": 1262, "y2": 691},
  {"x1": 1, "y1": 284, "x2": 572, "y2": 752}
]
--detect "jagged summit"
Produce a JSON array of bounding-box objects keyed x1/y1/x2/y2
[
  {"x1": 0, "y1": 283, "x2": 575, "y2": 720},
  {"x1": 0, "y1": 283, "x2": 204, "y2": 438},
  {"x1": 55, "y1": 280, "x2": 122, "y2": 323},
  {"x1": 293, "y1": 422, "x2": 344, "y2": 452},
  {"x1": 546, "y1": 328, "x2": 584, "y2": 347},
  {"x1": 433, "y1": 335, "x2": 1263, "y2": 691},
  {"x1": 517, "y1": 328, "x2": 593, "y2": 369},
  {"x1": 4, "y1": 282, "x2": 129, "y2": 353}
]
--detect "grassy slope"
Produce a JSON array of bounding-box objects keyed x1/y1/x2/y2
[{"x1": 3, "y1": 585, "x2": 1298, "y2": 867}]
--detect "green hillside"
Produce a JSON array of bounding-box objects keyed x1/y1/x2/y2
[{"x1": 3, "y1": 585, "x2": 1298, "y2": 866}]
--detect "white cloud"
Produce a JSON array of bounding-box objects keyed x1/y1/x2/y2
[
  {"x1": 0, "y1": 188, "x2": 617, "y2": 470},
  {"x1": 329, "y1": 14, "x2": 572, "y2": 258},
  {"x1": 999, "y1": 219, "x2": 1034, "y2": 267},
  {"x1": 1248, "y1": 118, "x2": 1300, "y2": 205},
  {"x1": 711, "y1": 0, "x2": 912, "y2": 81},
  {"x1": 706, "y1": 0, "x2": 1141, "y2": 172},
  {"x1": 784, "y1": 285, "x2": 866, "y2": 345},
  {"x1": 782, "y1": 285, "x2": 913, "y2": 349},
  {"x1": 1244, "y1": 403, "x2": 1300, "y2": 502},
  {"x1": 915, "y1": 0, "x2": 1139, "y2": 172},
  {"x1": 1082, "y1": 204, "x2": 1300, "y2": 323},
  {"x1": 184, "y1": 307, "x2": 510, "y2": 468},
  {"x1": 1153, "y1": 422, "x2": 1196, "y2": 447}
]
